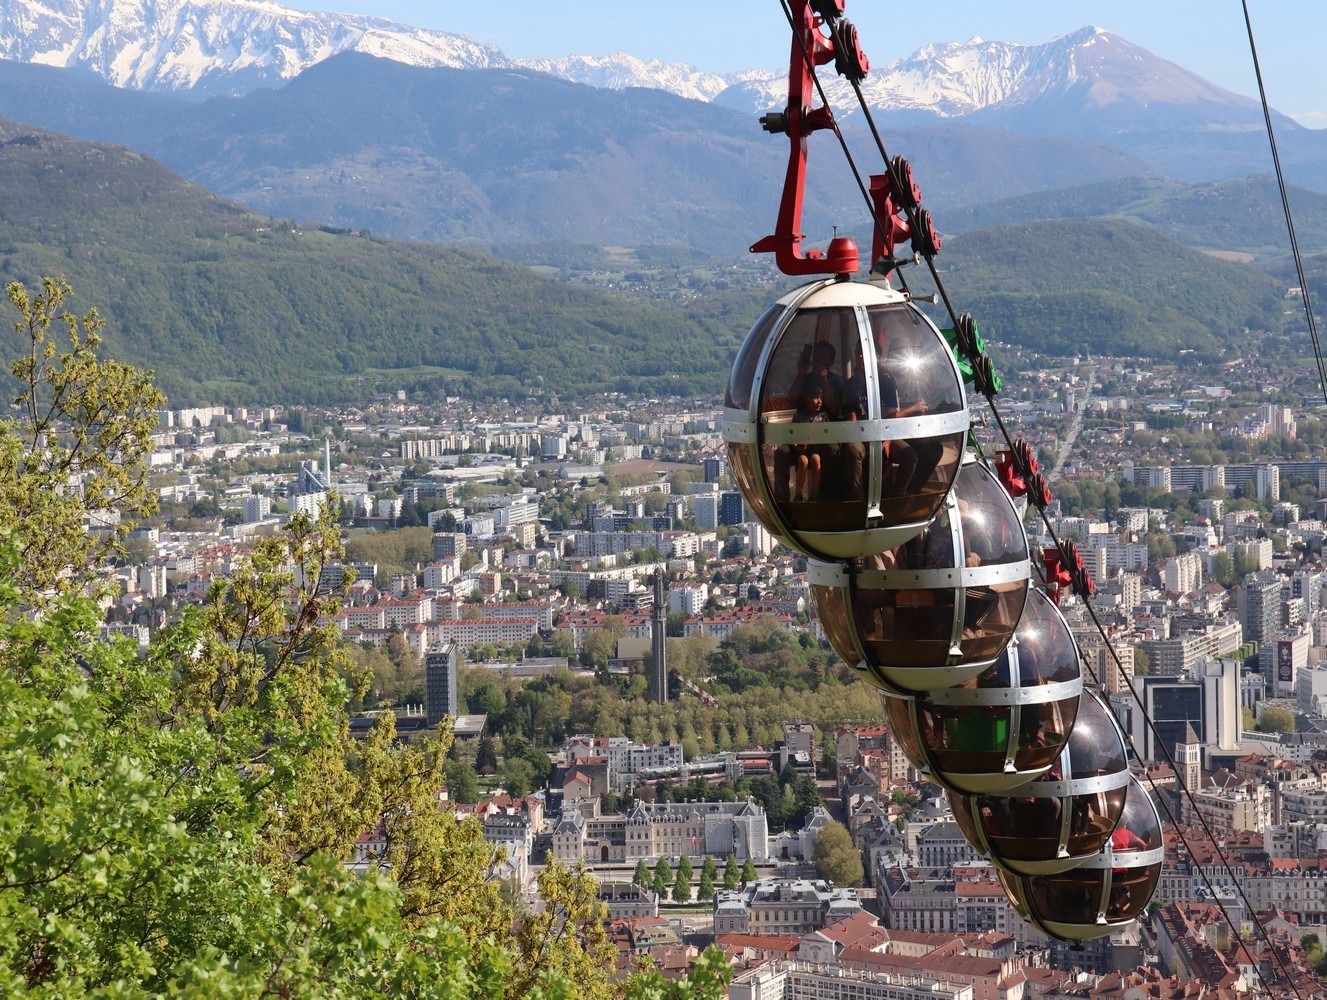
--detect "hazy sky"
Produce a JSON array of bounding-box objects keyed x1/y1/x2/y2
[{"x1": 281, "y1": 1, "x2": 1325, "y2": 127}]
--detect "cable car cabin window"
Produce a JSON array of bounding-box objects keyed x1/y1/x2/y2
[
  {"x1": 1014, "y1": 610, "x2": 1080, "y2": 688},
  {"x1": 727, "y1": 440, "x2": 776, "y2": 540},
  {"x1": 853, "y1": 586, "x2": 954, "y2": 667},
  {"x1": 757, "y1": 307, "x2": 870, "y2": 529},
  {"x1": 1003, "y1": 870, "x2": 1035, "y2": 917},
  {"x1": 1068, "y1": 711, "x2": 1128, "y2": 777},
  {"x1": 957, "y1": 459, "x2": 1025, "y2": 566},
  {"x1": 955, "y1": 580, "x2": 1021, "y2": 665},
  {"x1": 1112, "y1": 784, "x2": 1164, "y2": 853},
  {"x1": 1105, "y1": 864, "x2": 1161, "y2": 922},
  {"x1": 1016, "y1": 699, "x2": 1077, "y2": 771},
  {"x1": 885, "y1": 700, "x2": 927, "y2": 765},
  {"x1": 1030, "y1": 870, "x2": 1108, "y2": 921},
  {"x1": 973, "y1": 792, "x2": 1064, "y2": 857},
  {"x1": 815, "y1": 585, "x2": 851, "y2": 652},
  {"x1": 926, "y1": 704, "x2": 1013, "y2": 772},
  {"x1": 758, "y1": 307, "x2": 859, "y2": 416},
  {"x1": 866, "y1": 305, "x2": 964, "y2": 413},
  {"x1": 726, "y1": 302, "x2": 784, "y2": 412},
  {"x1": 865, "y1": 304, "x2": 965, "y2": 523},
  {"x1": 849, "y1": 525, "x2": 954, "y2": 667},
  {"x1": 1065, "y1": 786, "x2": 1128, "y2": 857}
]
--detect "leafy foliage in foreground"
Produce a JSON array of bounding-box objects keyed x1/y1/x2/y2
[
  {"x1": 0, "y1": 282, "x2": 729, "y2": 997},
  {"x1": 0, "y1": 517, "x2": 729, "y2": 996},
  {"x1": 0, "y1": 277, "x2": 163, "y2": 597}
]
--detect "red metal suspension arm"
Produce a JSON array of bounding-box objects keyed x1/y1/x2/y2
[{"x1": 750, "y1": 0, "x2": 861, "y2": 276}]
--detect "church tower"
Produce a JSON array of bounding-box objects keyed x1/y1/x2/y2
[
  {"x1": 1177, "y1": 721, "x2": 1203, "y2": 794},
  {"x1": 650, "y1": 571, "x2": 668, "y2": 705}
]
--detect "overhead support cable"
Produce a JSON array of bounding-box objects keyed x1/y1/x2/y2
[
  {"x1": 775, "y1": 3, "x2": 1311, "y2": 990},
  {"x1": 1242, "y1": 0, "x2": 1327, "y2": 406}
]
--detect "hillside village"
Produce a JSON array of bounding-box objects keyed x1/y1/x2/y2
[{"x1": 70, "y1": 342, "x2": 1327, "y2": 995}]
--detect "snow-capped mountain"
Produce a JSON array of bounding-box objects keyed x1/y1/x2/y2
[
  {"x1": 516, "y1": 52, "x2": 742, "y2": 105},
  {"x1": 710, "y1": 26, "x2": 1257, "y2": 124},
  {"x1": 0, "y1": 1, "x2": 1322, "y2": 273},
  {"x1": 0, "y1": 0, "x2": 514, "y2": 95},
  {"x1": 0, "y1": 0, "x2": 1252, "y2": 127}
]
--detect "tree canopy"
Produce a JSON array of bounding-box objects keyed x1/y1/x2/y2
[
  {"x1": 811, "y1": 821, "x2": 864, "y2": 888},
  {"x1": 0, "y1": 277, "x2": 163, "y2": 598},
  {"x1": 0, "y1": 280, "x2": 728, "y2": 998},
  {"x1": 1255, "y1": 705, "x2": 1296, "y2": 734}
]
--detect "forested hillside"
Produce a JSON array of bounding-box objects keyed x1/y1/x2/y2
[
  {"x1": 907, "y1": 218, "x2": 1289, "y2": 358},
  {"x1": 0, "y1": 120, "x2": 1305, "y2": 406},
  {"x1": 941, "y1": 175, "x2": 1327, "y2": 256},
  {"x1": 0, "y1": 123, "x2": 745, "y2": 405}
]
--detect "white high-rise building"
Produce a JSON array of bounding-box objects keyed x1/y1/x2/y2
[
  {"x1": 289, "y1": 491, "x2": 326, "y2": 517},
  {"x1": 137, "y1": 563, "x2": 168, "y2": 599},
  {"x1": 1259, "y1": 404, "x2": 1296, "y2": 440},
  {"x1": 242, "y1": 494, "x2": 272, "y2": 524},
  {"x1": 1255, "y1": 463, "x2": 1281, "y2": 502},
  {"x1": 693, "y1": 493, "x2": 720, "y2": 529},
  {"x1": 747, "y1": 522, "x2": 774, "y2": 557},
  {"x1": 1163, "y1": 551, "x2": 1204, "y2": 594},
  {"x1": 668, "y1": 584, "x2": 708, "y2": 615},
  {"x1": 1296, "y1": 663, "x2": 1327, "y2": 717}
]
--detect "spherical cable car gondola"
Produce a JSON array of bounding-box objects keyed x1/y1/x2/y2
[
  {"x1": 996, "y1": 773, "x2": 1164, "y2": 942},
  {"x1": 730, "y1": 0, "x2": 1164, "y2": 949},
  {"x1": 724, "y1": 279, "x2": 969, "y2": 561},
  {"x1": 809, "y1": 453, "x2": 1030, "y2": 693},
  {"x1": 948, "y1": 689, "x2": 1130, "y2": 875},
  {"x1": 879, "y1": 587, "x2": 1082, "y2": 793}
]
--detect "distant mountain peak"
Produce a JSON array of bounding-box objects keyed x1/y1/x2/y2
[
  {"x1": 515, "y1": 50, "x2": 738, "y2": 103},
  {"x1": 0, "y1": 2, "x2": 1272, "y2": 140},
  {"x1": 0, "y1": 0, "x2": 513, "y2": 95}
]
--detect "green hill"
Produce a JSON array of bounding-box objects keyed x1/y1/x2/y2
[
  {"x1": 0, "y1": 122, "x2": 744, "y2": 405},
  {"x1": 905, "y1": 218, "x2": 1289, "y2": 358},
  {"x1": 942, "y1": 175, "x2": 1327, "y2": 259},
  {"x1": 0, "y1": 120, "x2": 1303, "y2": 406}
]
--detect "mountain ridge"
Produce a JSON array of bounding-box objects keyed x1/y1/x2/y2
[
  {"x1": 4, "y1": 2, "x2": 1323, "y2": 203},
  {"x1": 0, "y1": 1, "x2": 1295, "y2": 134},
  {"x1": 0, "y1": 0, "x2": 515, "y2": 96},
  {"x1": 0, "y1": 53, "x2": 1159, "y2": 254},
  {"x1": 0, "y1": 115, "x2": 1298, "y2": 409},
  {"x1": 0, "y1": 116, "x2": 745, "y2": 405}
]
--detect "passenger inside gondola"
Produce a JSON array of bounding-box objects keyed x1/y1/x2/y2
[{"x1": 789, "y1": 384, "x2": 829, "y2": 500}]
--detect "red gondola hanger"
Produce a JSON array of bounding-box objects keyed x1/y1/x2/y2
[{"x1": 750, "y1": 0, "x2": 862, "y2": 276}]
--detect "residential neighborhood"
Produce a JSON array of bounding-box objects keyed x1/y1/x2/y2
[{"x1": 70, "y1": 347, "x2": 1327, "y2": 995}]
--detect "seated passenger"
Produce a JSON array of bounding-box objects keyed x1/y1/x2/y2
[
  {"x1": 787, "y1": 341, "x2": 851, "y2": 501},
  {"x1": 790, "y1": 385, "x2": 830, "y2": 501},
  {"x1": 1022, "y1": 719, "x2": 1049, "y2": 750}
]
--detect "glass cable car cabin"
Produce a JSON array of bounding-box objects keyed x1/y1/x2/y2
[
  {"x1": 724, "y1": 278, "x2": 969, "y2": 560},
  {"x1": 810, "y1": 453, "x2": 1030, "y2": 694},
  {"x1": 948, "y1": 689, "x2": 1131, "y2": 875},
  {"x1": 996, "y1": 773, "x2": 1165, "y2": 941},
  {"x1": 880, "y1": 587, "x2": 1082, "y2": 793}
]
